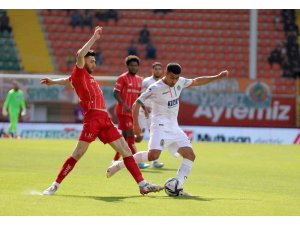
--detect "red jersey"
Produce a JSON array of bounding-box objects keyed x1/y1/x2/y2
[
  {"x1": 114, "y1": 72, "x2": 142, "y2": 116},
  {"x1": 69, "y1": 65, "x2": 106, "y2": 114}
]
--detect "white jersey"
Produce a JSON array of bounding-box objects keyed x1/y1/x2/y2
[
  {"x1": 138, "y1": 76, "x2": 159, "y2": 131},
  {"x1": 138, "y1": 77, "x2": 193, "y2": 131}
]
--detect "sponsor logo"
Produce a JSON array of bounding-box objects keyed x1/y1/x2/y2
[
  {"x1": 177, "y1": 85, "x2": 181, "y2": 91},
  {"x1": 160, "y1": 139, "x2": 165, "y2": 146},
  {"x1": 245, "y1": 81, "x2": 271, "y2": 107},
  {"x1": 168, "y1": 98, "x2": 179, "y2": 108},
  {"x1": 20, "y1": 129, "x2": 81, "y2": 139},
  {"x1": 197, "y1": 133, "x2": 251, "y2": 143},
  {"x1": 193, "y1": 101, "x2": 290, "y2": 123},
  {"x1": 162, "y1": 91, "x2": 169, "y2": 95}
]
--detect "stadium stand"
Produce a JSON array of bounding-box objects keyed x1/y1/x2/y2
[
  {"x1": 39, "y1": 9, "x2": 289, "y2": 79},
  {"x1": 0, "y1": 10, "x2": 22, "y2": 71}
]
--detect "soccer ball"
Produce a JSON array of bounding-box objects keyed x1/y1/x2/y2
[{"x1": 164, "y1": 178, "x2": 183, "y2": 196}]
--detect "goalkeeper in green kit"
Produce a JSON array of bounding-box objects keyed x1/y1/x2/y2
[{"x1": 2, "y1": 81, "x2": 26, "y2": 138}]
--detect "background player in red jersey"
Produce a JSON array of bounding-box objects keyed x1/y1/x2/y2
[
  {"x1": 41, "y1": 26, "x2": 163, "y2": 196},
  {"x1": 112, "y1": 55, "x2": 150, "y2": 169}
]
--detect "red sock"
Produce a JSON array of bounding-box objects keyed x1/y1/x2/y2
[
  {"x1": 123, "y1": 156, "x2": 144, "y2": 183},
  {"x1": 126, "y1": 136, "x2": 136, "y2": 155},
  {"x1": 113, "y1": 152, "x2": 120, "y2": 161},
  {"x1": 55, "y1": 156, "x2": 77, "y2": 183}
]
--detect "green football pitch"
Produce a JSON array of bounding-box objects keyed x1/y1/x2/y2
[{"x1": 0, "y1": 139, "x2": 299, "y2": 215}]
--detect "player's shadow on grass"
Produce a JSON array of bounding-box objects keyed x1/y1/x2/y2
[
  {"x1": 59, "y1": 194, "x2": 144, "y2": 202},
  {"x1": 140, "y1": 168, "x2": 177, "y2": 174},
  {"x1": 59, "y1": 194, "x2": 212, "y2": 202},
  {"x1": 149, "y1": 195, "x2": 212, "y2": 201}
]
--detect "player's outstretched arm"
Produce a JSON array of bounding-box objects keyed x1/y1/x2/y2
[
  {"x1": 189, "y1": 70, "x2": 229, "y2": 87},
  {"x1": 76, "y1": 26, "x2": 102, "y2": 69},
  {"x1": 40, "y1": 77, "x2": 70, "y2": 87}
]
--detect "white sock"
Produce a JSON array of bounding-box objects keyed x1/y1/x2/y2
[
  {"x1": 118, "y1": 151, "x2": 149, "y2": 169},
  {"x1": 176, "y1": 158, "x2": 194, "y2": 186},
  {"x1": 52, "y1": 181, "x2": 60, "y2": 188},
  {"x1": 138, "y1": 180, "x2": 147, "y2": 187}
]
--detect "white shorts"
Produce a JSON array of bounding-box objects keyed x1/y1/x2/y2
[
  {"x1": 138, "y1": 110, "x2": 151, "y2": 133},
  {"x1": 148, "y1": 127, "x2": 192, "y2": 157}
]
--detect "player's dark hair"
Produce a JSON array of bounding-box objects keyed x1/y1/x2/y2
[
  {"x1": 166, "y1": 63, "x2": 181, "y2": 75},
  {"x1": 84, "y1": 50, "x2": 96, "y2": 57},
  {"x1": 152, "y1": 62, "x2": 162, "y2": 68},
  {"x1": 125, "y1": 55, "x2": 140, "y2": 66}
]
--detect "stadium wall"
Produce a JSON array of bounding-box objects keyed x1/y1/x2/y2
[{"x1": 0, "y1": 122, "x2": 299, "y2": 145}]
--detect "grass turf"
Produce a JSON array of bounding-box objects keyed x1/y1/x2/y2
[{"x1": 0, "y1": 139, "x2": 299, "y2": 215}]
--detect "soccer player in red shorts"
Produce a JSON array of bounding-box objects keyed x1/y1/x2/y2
[
  {"x1": 112, "y1": 55, "x2": 150, "y2": 169},
  {"x1": 40, "y1": 26, "x2": 163, "y2": 196}
]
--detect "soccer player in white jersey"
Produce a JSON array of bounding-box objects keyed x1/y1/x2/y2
[
  {"x1": 106, "y1": 63, "x2": 228, "y2": 196},
  {"x1": 135, "y1": 62, "x2": 164, "y2": 168}
]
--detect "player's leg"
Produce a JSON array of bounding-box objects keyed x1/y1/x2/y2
[
  {"x1": 168, "y1": 131, "x2": 194, "y2": 196},
  {"x1": 98, "y1": 115, "x2": 163, "y2": 194},
  {"x1": 176, "y1": 146, "x2": 195, "y2": 185},
  {"x1": 116, "y1": 115, "x2": 149, "y2": 168},
  {"x1": 43, "y1": 112, "x2": 98, "y2": 196},
  {"x1": 108, "y1": 137, "x2": 163, "y2": 194},
  {"x1": 43, "y1": 140, "x2": 90, "y2": 195},
  {"x1": 7, "y1": 112, "x2": 16, "y2": 137},
  {"x1": 113, "y1": 115, "x2": 131, "y2": 161},
  {"x1": 11, "y1": 112, "x2": 19, "y2": 137},
  {"x1": 106, "y1": 129, "x2": 164, "y2": 177}
]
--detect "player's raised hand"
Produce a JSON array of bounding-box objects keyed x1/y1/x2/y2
[
  {"x1": 40, "y1": 78, "x2": 54, "y2": 86},
  {"x1": 94, "y1": 26, "x2": 103, "y2": 40}
]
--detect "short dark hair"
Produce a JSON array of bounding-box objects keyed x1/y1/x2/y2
[
  {"x1": 84, "y1": 50, "x2": 96, "y2": 57},
  {"x1": 125, "y1": 55, "x2": 140, "y2": 66},
  {"x1": 166, "y1": 63, "x2": 181, "y2": 75},
  {"x1": 152, "y1": 62, "x2": 162, "y2": 68}
]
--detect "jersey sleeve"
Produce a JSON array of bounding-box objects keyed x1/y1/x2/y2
[
  {"x1": 69, "y1": 65, "x2": 84, "y2": 83},
  {"x1": 138, "y1": 85, "x2": 156, "y2": 104},
  {"x1": 114, "y1": 76, "x2": 125, "y2": 92},
  {"x1": 141, "y1": 79, "x2": 148, "y2": 92},
  {"x1": 3, "y1": 90, "x2": 12, "y2": 109},
  {"x1": 181, "y1": 77, "x2": 194, "y2": 88}
]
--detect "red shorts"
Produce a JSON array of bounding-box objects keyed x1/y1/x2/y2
[
  {"x1": 117, "y1": 114, "x2": 133, "y2": 131},
  {"x1": 80, "y1": 110, "x2": 122, "y2": 143}
]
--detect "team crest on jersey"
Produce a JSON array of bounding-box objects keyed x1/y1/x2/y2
[
  {"x1": 160, "y1": 139, "x2": 165, "y2": 147},
  {"x1": 177, "y1": 85, "x2": 181, "y2": 91}
]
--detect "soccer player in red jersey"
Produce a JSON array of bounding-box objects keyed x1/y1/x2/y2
[
  {"x1": 40, "y1": 26, "x2": 163, "y2": 196},
  {"x1": 112, "y1": 55, "x2": 150, "y2": 169}
]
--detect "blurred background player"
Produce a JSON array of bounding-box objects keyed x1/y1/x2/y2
[
  {"x1": 106, "y1": 63, "x2": 228, "y2": 196},
  {"x1": 135, "y1": 62, "x2": 164, "y2": 168},
  {"x1": 112, "y1": 55, "x2": 150, "y2": 169},
  {"x1": 2, "y1": 81, "x2": 26, "y2": 138},
  {"x1": 41, "y1": 27, "x2": 163, "y2": 196}
]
